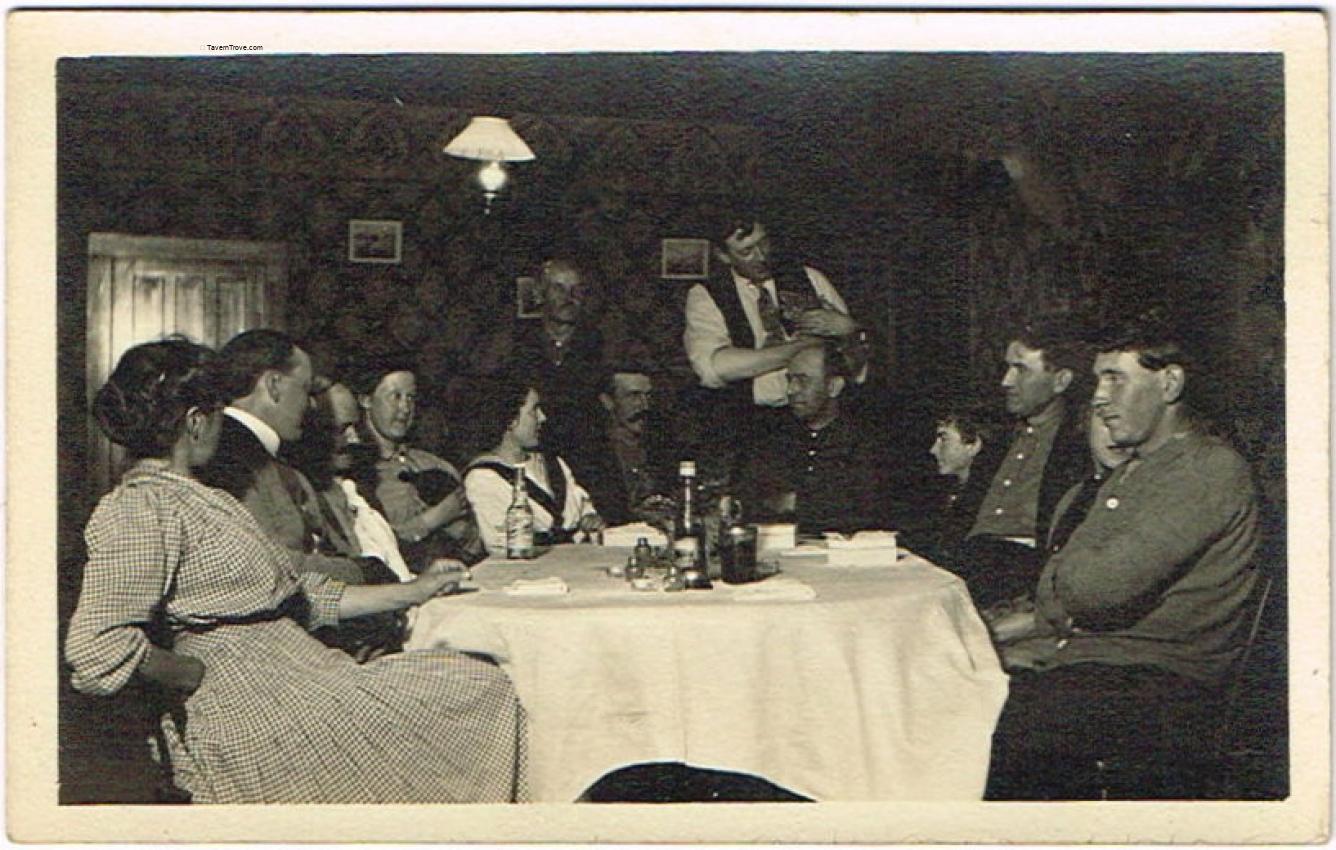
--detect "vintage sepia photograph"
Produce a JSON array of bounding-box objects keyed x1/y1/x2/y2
[{"x1": 6, "y1": 8, "x2": 1328, "y2": 845}]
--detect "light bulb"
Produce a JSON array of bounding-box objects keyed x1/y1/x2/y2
[{"x1": 478, "y1": 161, "x2": 508, "y2": 194}]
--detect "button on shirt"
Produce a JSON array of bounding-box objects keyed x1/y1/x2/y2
[
  {"x1": 784, "y1": 414, "x2": 879, "y2": 535},
  {"x1": 683, "y1": 266, "x2": 851, "y2": 407},
  {"x1": 969, "y1": 414, "x2": 1063, "y2": 541},
  {"x1": 1033, "y1": 430, "x2": 1259, "y2": 685}
]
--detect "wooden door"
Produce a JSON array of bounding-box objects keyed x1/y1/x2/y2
[{"x1": 85, "y1": 234, "x2": 288, "y2": 497}]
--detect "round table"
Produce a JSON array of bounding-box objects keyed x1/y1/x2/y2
[{"x1": 406, "y1": 543, "x2": 1008, "y2": 802}]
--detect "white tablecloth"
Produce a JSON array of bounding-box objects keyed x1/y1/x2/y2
[{"x1": 406, "y1": 544, "x2": 1008, "y2": 802}]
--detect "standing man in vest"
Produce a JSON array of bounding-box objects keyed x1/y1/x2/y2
[{"x1": 682, "y1": 213, "x2": 870, "y2": 493}]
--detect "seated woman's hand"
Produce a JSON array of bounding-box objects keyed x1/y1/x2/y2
[
  {"x1": 988, "y1": 610, "x2": 1040, "y2": 645},
  {"x1": 138, "y1": 645, "x2": 206, "y2": 694},
  {"x1": 413, "y1": 559, "x2": 470, "y2": 601}
]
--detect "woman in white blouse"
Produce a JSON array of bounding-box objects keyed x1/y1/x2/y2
[{"x1": 464, "y1": 376, "x2": 605, "y2": 555}]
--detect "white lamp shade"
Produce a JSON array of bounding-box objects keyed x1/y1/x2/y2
[{"x1": 443, "y1": 116, "x2": 535, "y2": 162}]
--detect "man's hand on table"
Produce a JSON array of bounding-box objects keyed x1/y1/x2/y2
[
  {"x1": 998, "y1": 636, "x2": 1061, "y2": 673},
  {"x1": 987, "y1": 610, "x2": 1040, "y2": 645}
]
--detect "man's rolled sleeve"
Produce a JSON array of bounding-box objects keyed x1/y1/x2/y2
[
  {"x1": 683, "y1": 283, "x2": 732, "y2": 389},
  {"x1": 806, "y1": 267, "x2": 847, "y2": 313}
]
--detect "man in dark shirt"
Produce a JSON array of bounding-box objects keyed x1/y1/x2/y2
[
  {"x1": 950, "y1": 318, "x2": 1089, "y2": 606},
  {"x1": 760, "y1": 342, "x2": 880, "y2": 535},
  {"x1": 505, "y1": 258, "x2": 605, "y2": 462},
  {"x1": 567, "y1": 366, "x2": 675, "y2": 528},
  {"x1": 985, "y1": 314, "x2": 1260, "y2": 799}
]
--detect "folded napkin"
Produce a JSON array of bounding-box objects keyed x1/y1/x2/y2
[
  {"x1": 825, "y1": 530, "x2": 899, "y2": 548},
  {"x1": 730, "y1": 577, "x2": 817, "y2": 602},
  {"x1": 600, "y1": 522, "x2": 669, "y2": 549},
  {"x1": 504, "y1": 577, "x2": 569, "y2": 596},
  {"x1": 825, "y1": 530, "x2": 899, "y2": 567}
]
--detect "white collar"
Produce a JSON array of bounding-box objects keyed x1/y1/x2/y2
[
  {"x1": 731, "y1": 268, "x2": 775, "y2": 293},
  {"x1": 224, "y1": 407, "x2": 281, "y2": 457}
]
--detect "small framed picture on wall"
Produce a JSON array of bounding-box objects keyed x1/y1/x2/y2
[
  {"x1": 661, "y1": 238, "x2": 711, "y2": 279},
  {"x1": 516, "y1": 276, "x2": 543, "y2": 319},
  {"x1": 348, "y1": 219, "x2": 403, "y2": 264}
]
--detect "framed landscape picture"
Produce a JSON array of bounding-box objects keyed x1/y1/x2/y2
[
  {"x1": 348, "y1": 219, "x2": 402, "y2": 264},
  {"x1": 516, "y1": 275, "x2": 542, "y2": 319},
  {"x1": 661, "y1": 237, "x2": 710, "y2": 279}
]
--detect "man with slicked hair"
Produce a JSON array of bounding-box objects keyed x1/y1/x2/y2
[{"x1": 199, "y1": 329, "x2": 405, "y2": 659}]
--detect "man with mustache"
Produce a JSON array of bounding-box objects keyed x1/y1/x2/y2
[
  {"x1": 289, "y1": 381, "x2": 415, "y2": 584},
  {"x1": 502, "y1": 258, "x2": 606, "y2": 464},
  {"x1": 567, "y1": 365, "x2": 676, "y2": 528},
  {"x1": 948, "y1": 317, "x2": 1089, "y2": 607},
  {"x1": 985, "y1": 313, "x2": 1260, "y2": 799}
]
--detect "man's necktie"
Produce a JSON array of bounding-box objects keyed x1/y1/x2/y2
[{"x1": 756, "y1": 286, "x2": 787, "y2": 348}]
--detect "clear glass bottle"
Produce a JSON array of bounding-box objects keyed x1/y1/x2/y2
[
  {"x1": 675, "y1": 461, "x2": 712, "y2": 588},
  {"x1": 505, "y1": 465, "x2": 535, "y2": 559}
]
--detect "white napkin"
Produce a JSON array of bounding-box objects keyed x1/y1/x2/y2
[
  {"x1": 600, "y1": 522, "x2": 669, "y2": 549},
  {"x1": 825, "y1": 530, "x2": 899, "y2": 548},
  {"x1": 730, "y1": 577, "x2": 817, "y2": 602},
  {"x1": 504, "y1": 577, "x2": 569, "y2": 596},
  {"x1": 825, "y1": 530, "x2": 899, "y2": 567}
]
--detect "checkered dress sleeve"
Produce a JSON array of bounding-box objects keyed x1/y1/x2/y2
[
  {"x1": 294, "y1": 571, "x2": 345, "y2": 630},
  {"x1": 65, "y1": 481, "x2": 182, "y2": 696}
]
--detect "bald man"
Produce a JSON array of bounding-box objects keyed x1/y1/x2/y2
[{"x1": 756, "y1": 342, "x2": 883, "y2": 536}]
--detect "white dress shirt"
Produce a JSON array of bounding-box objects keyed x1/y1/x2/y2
[
  {"x1": 338, "y1": 478, "x2": 414, "y2": 582},
  {"x1": 683, "y1": 265, "x2": 852, "y2": 407}
]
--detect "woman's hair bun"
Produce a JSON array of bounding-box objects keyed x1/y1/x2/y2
[{"x1": 92, "y1": 336, "x2": 217, "y2": 457}]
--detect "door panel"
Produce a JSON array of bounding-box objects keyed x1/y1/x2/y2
[{"x1": 85, "y1": 234, "x2": 287, "y2": 498}]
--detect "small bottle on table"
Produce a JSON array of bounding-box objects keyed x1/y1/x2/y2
[
  {"x1": 674, "y1": 461, "x2": 712, "y2": 590},
  {"x1": 505, "y1": 466, "x2": 535, "y2": 560}
]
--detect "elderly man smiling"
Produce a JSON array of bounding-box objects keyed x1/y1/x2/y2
[{"x1": 984, "y1": 312, "x2": 1260, "y2": 800}]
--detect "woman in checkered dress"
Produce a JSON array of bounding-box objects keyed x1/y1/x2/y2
[{"x1": 66, "y1": 339, "x2": 527, "y2": 803}]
